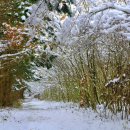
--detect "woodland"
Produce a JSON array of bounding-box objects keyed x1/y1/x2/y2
[{"x1": 0, "y1": 0, "x2": 130, "y2": 128}]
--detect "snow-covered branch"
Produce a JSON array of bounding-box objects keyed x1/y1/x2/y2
[
  {"x1": 90, "y1": 3, "x2": 130, "y2": 14},
  {"x1": 56, "y1": 1, "x2": 130, "y2": 44},
  {"x1": 0, "y1": 49, "x2": 30, "y2": 60}
]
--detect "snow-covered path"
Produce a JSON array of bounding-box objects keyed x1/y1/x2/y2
[{"x1": 0, "y1": 99, "x2": 129, "y2": 130}]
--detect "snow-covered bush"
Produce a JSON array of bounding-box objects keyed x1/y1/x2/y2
[
  {"x1": 57, "y1": 1, "x2": 130, "y2": 44},
  {"x1": 42, "y1": 32, "x2": 130, "y2": 118},
  {"x1": 41, "y1": 0, "x2": 130, "y2": 118}
]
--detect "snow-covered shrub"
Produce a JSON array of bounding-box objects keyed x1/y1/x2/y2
[
  {"x1": 42, "y1": 31, "x2": 130, "y2": 118},
  {"x1": 56, "y1": 1, "x2": 130, "y2": 45}
]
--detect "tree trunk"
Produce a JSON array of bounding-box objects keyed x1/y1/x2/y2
[{"x1": 0, "y1": 68, "x2": 13, "y2": 106}]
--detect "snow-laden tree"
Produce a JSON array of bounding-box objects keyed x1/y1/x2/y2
[
  {"x1": 0, "y1": 0, "x2": 75, "y2": 106},
  {"x1": 57, "y1": 0, "x2": 130, "y2": 44},
  {"x1": 25, "y1": 0, "x2": 76, "y2": 42}
]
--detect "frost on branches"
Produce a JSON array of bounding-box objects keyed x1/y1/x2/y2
[{"x1": 57, "y1": 1, "x2": 130, "y2": 44}]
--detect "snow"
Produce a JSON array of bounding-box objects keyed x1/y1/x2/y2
[
  {"x1": 55, "y1": 1, "x2": 130, "y2": 44},
  {"x1": 21, "y1": 15, "x2": 26, "y2": 21},
  {"x1": 0, "y1": 49, "x2": 30, "y2": 60},
  {"x1": 25, "y1": 6, "x2": 33, "y2": 12},
  {"x1": 0, "y1": 99, "x2": 129, "y2": 130},
  {"x1": 0, "y1": 100, "x2": 130, "y2": 130},
  {"x1": 1, "y1": 1, "x2": 130, "y2": 129},
  {"x1": 25, "y1": 67, "x2": 57, "y2": 97},
  {"x1": 105, "y1": 77, "x2": 121, "y2": 87},
  {"x1": 112, "y1": 77, "x2": 120, "y2": 83}
]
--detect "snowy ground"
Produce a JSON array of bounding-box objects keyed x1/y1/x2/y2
[{"x1": 0, "y1": 99, "x2": 130, "y2": 130}]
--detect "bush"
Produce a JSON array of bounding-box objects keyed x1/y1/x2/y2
[{"x1": 42, "y1": 33, "x2": 130, "y2": 118}]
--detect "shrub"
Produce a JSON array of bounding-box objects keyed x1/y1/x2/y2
[{"x1": 42, "y1": 33, "x2": 130, "y2": 118}]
